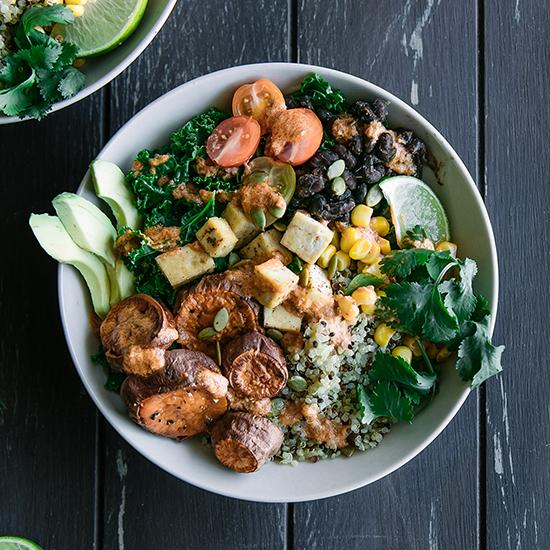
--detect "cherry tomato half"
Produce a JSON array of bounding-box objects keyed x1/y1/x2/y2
[
  {"x1": 266, "y1": 108, "x2": 323, "y2": 166},
  {"x1": 232, "y1": 79, "x2": 287, "y2": 133},
  {"x1": 206, "y1": 116, "x2": 261, "y2": 167}
]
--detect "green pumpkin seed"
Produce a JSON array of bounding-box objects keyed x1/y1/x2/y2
[
  {"x1": 273, "y1": 222, "x2": 287, "y2": 232},
  {"x1": 271, "y1": 398, "x2": 286, "y2": 414},
  {"x1": 198, "y1": 327, "x2": 217, "y2": 340},
  {"x1": 228, "y1": 252, "x2": 240, "y2": 266},
  {"x1": 327, "y1": 254, "x2": 339, "y2": 279},
  {"x1": 299, "y1": 266, "x2": 310, "y2": 288},
  {"x1": 331, "y1": 176, "x2": 346, "y2": 196},
  {"x1": 268, "y1": 205, "x2": 286, "y2": 219},
  {"x1": 327, "y1": 159, "x2": 346, "y2": 179},
  {"x1": 266, "y1": 328, "x2": 284, "y2": 341},
  {"x1": 341, "y1": 446, "x2": 355, "y2": 457},
  {"x1": 288, "y1": 375, "x2": 308, "y2": 392},
  {"x1": 251, "y1": 207, "x2": 267, "y2": 230},
  {"x1": 213, "y1": 307, "x2": 229, "y2": 332},
  {"x1": 366, "y1": 184, "x2": 383, "y2": 207}
]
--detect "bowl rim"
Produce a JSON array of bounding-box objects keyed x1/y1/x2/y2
[
  {"x1": 0, "y1": 0, "x2": 178, "y2": 125},
  {"x1": 57, "y1": 62, "x2": 499, "y2": 502}
]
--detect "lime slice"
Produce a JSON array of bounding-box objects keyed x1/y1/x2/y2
[
  {"x1": 55, "y1": 0, "x2": 148, "y2": 58},
  {"x1": 379, "y1": 175, "x2": 450, "y2": 247},
  {"x1": 0, "y1": 537, "x2": 43, "y2": 550}
]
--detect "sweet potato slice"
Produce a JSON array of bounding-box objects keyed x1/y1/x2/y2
[
  {"x1": 222, "y1": 331, "x2": 287, "y2": 398},
  {"x1": 121, "y1": 349, "x2": 228, "y2": 440},
  {"x1": 211, "y1": 412, "x2": 283, "y2": 472},
  {"x1": 175, "y1": 271, "x2": 261, "y2": 357},
  {"x1": 100, "y1": 294, "x2": 178, "y2": 372}
]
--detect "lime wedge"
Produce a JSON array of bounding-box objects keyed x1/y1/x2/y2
[
  {"x1": 0, "y1": 537, "x2": 43, "y2": 550},
  {"x1": 379, "y1": 175, "x2": 450, "y2": 247},
  {"x1": 55, "y1": 0, "x2": 148, "y2": 58}
]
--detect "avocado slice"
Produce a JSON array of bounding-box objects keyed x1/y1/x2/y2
[
  {"x1": 91, "y1": 160, "x2": 142, "y2": 230},
  {"x1": 115, "y1": 258, "x2": 135, "y2": 301},
  {"x1": 29, "y1": 214, "x2": 111, "y2": 317},
  {"x1": 52, "y1": 192, "x2": 117, "y2": 268}
]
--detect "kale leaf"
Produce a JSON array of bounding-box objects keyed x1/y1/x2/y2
[{"x1": 91, "y1": 347, "x2": 126, "y2": 393}]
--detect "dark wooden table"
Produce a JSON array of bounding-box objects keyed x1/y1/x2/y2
[{"x1": 1, "y1": 1, "x2": 547, "y2": 548}]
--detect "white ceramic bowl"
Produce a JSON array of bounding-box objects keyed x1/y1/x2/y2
[
  {"x1": 0, "y1": 0, "x2": 177, "y2": 125},
  {"x1": 58, "y1": 63, "x2": 498, "y2": 502}
]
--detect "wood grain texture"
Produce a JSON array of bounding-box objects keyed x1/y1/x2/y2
[
  {"x1": 484, "y1": 1, "x2": 550, "y2": 548},
  {"x1": 0, "y1": 95, "x2": 104, "y2": 549},
  {"x1": 101, "y1": 2, "x2": 290, "y2": 549},
  {"x1": 293, "y1": 1, "x2": 480, "y2": 548}
]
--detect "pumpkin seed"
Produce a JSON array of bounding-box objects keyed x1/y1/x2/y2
[
  {"x1": 268, "y1": 205, "x2": 286, "y2": 219},
  {"x1": 266, "y1": 328, "x2": 283, "y2": 341},
  {"x1": 213, "y1": 307, "x2": 229, "y2": 332},
  {"x1": 288, "y1": 375, "x2": 308, "y2": 392},
  {"x1": 299, "y1": 266, "x2": 310, "y2": 288},
  {"x1": 366, "y1": 184, "x2": 383, "y2": 207},
  {"x1": 216, "y1": 341, "x2": 222, "y2": 367},
  {"x1": 331, "y1": 176, "x2": 346, "y2": 196},
  {"x1": 327, "y1": 159, "x2": 345, "y2": 179},
  {"x1": 198, "y1": 327, "x2": 217, "y2": 340},
  {"x1": 327, "y1": 254, "x2": 339, "y2": 279},
  {"x1": 251, "y1": 207, "x2": 267, "y2": 230},
  {"x1": 341, "y1": 446, "x2": 355, "y2": 457},
  {"x1": 273, "y1": 221, "x2": 287, "y2": 232},
  {"x1": 271, "y1": 398, "x2": 285, "y2": 414},
  {"x1": 228, "y1": 252, "x2": 240, "y2": 266}
]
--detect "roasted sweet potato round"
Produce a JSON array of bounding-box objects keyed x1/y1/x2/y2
[
  {"x1": 175, "y1": 272, "x2": 261, "y2": 357},
  {"x1": 121, "y1": 349, "x2": 229, "y2": 440},
  {"x1": 100, "y1": 294, "x2": 178, "y2": 372},
  {"x1": 222, "y1": 331, "x2": 287, "y2": 398},
  {"x1": 211, "y1": 412, "x2": 283, "y2": 473}
]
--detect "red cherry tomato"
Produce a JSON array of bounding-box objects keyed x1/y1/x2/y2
[
  {"x1": 232, "y1": 79, "x2": 287, "y2": 133},
  {"x1": 206, "y1": 116, "x2": 261, "y2": 167},
  {"x1": 266, "y1": 108, "x2": 323, "y2": 166}
]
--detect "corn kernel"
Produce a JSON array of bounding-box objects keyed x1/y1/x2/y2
[
  {"x1": 352, "y1": 285, "x2": 377, "y2": 306},
  {"x1": 374, "y1": 323, "x2": 395, "y2": 348},
  {"x1": 370, "y1": 216, "x2": 390, "y2": 236},
  {"x1": 403, "y1": 335, "x2": 422, "y2": 357},
  {"x1": 435, "y1": 241, "x2": 458, "y2": 256},
  {"x1": 361, "y1": 241, "x2": 381, "y2": 264},
  {"x1": 336, "y1": 295, "x2": 359, "y2": 323},
  {"x1": 392, "y1": 345, "x2": 413, "y2": 364},
  {"x1": 351, "y1": 204, "x2": 373, "y2": 227},
  {"x1": 375, "y1": 289, "x2": 386, "y2": 298},
  {"x1": 349, "y1": 238, "x2": 372, "y2": 260},
  {"x1": 436, "y1": 347, "x2": 452, "y2": 363},
  {"x1": 425, "y1": 341, "x2": 438, "y2": 360},
  {"x1": 334, "y1": 250, "x2": 351, "y2": 270},
  {"x1": 73, "y1": 58, "x2": 86, "y2": 68},
  {"x1": 67, "y1": 4, "x2": 84, "y2": 15},
  {"x1": 378, "y1": 237, "x2": 391, "y2": 255},
  {"x1": 317, "y1": 244, "x2": 337, "y2": 268},
  {"x1": 340, "y1": 227, "x2": 362, "y2": 253},
  {"x1": 66, "y1": 0, "x2": 87, "y2": 4},
  {"x1": 363, "y1": 259, "x2": 383, "y2": 277},
  {"x1": 361, "y1": 304, "x2": 376, "y2": 315}
]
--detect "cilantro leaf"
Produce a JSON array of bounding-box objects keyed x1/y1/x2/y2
[
  {"x1": 369, "y1": 351, "x2": 436, "y2": 394},
  {"x1": 380, "y1": 248, "x2": 457, "y2": 281},
  {"x1": 456, "y1": 315, "x2": 504, "y2": 388},
  {"x1": 57, "y1": 66, "x2": 85, "y2": 99},
  {"x1": 404, "y1": 224, "x2": 428, "y2": 242},
  {"x1": 471, "y1": 293, "x2": 491, "y2": 322},
  {"x1": 439, "y1": 258, "x2": 478, "y2": 323},
  {"x1": 344, "y1": 273, "x2": 385, "y2": 295},
  {"x1": 0, "y1": 70, "x2": 36, "y2": 116},
  {"x1": 17, "y1": 5, "x2": 74, "y2": 46},
  {"x1": 17, "y1": 43, "x2": 62, "y2": 70},
  {"x1": 291, "y1": 73, "x2": 347, "y2": 112},
  {"x1": 357, "y1": 385, "x2": 378, "y2": 425},
  {"x1": 367, "y1": 381, "x2": 416, "y2": 423}
]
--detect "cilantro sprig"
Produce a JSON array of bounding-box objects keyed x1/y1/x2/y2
[{"x1": 0, "y1": 5, "x2": 85, "y2": 119}]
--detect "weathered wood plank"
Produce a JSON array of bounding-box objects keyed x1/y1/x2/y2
[
  {"x1": 101, "y1": 2, "x2": 290, "y2": 549},
  {"x1": 484, "y1": 1, "x2": 550, "y2": 548},
  {"x1": 293, "y1": 1, "x2": 480, "y2": 548},
  {"x1": 0, "y1": 95, "x2": 103, "y2": 549}
]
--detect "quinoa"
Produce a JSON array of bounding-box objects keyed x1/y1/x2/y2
[{"x1": 272, "y1": 314, "x2": 396, "y2": 464}]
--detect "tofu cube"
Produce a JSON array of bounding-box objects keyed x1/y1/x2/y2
[
  {"x1": 253, "y1": 258, "x2": 299, "y2": 308},
  {"x1": 240, "y1": 229, "x2": 292, "y2": 265},
  {"x1": 196, "y1": 216, "x2": 238, "y2": 258},
  {"x1": 155, "y1": 243, "x2": 215, "y2": 288},
  {"x1": 263, "y1": 304, "x2": 303, "y2": 332},
  {"x1": 222, "y1": 203, "x2": 259, "y2": 247},
  {"x1": 280, "y1": 211, "x2": 334, "y2": 264}
]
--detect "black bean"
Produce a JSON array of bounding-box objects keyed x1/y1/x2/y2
[
  {"x1": 357, "y1": 155, "x2": 386, "y2": 184},
  {"x1": 363, "y1": 137, "x2": 377, "y2": 154},
  {"x1": 308, "y1": 149, "x2": 339, "y2": 169},
  {"x1": 333, "y1": 144, "x2": 358, "y2": 170},
  {"x1": 352, "y1": 183, "x2": 368, "y2": 204},
  {"x1": 396, "y1": 129, "x2": 414, "y2": 146},
  {"x1": 371, "y1": 98, "x2": 388, "y2": 121},
  {"x1": 296, "y1": 173, "x2": 326, "y2": 198},
  {"x1": 348, "y1": 135, "x2": 364, "y2": 157},
  {"x1": 376, "y1": 132, "x2": 397, "y2": 162},
  {"x1": 308, "y1": 194, "x2": 330, "y2": 217},
  {"x1": 342, "y1": 168, "x2": 357, "y2": 190},
  {"x1": 409, "y1": 137, "x2": 428, "y2": 164},
  {"x1": 350, "y1": 100, "x2": 376, "y2": 123},
  {"x1": 297, "y1": 96, "x2": 314, "y2": 110},
  {"x1": 316, "y1": 107, "x2": 337, "y2": 126},
  {"x1": 285, "y1": 95, "x2": 299, "y2": 109}
]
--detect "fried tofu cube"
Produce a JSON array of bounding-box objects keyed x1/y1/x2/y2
[
  {"x1": 222, "y1": 203, "x2": 259, "y2": 247},
  {"x1": 263, "y1": 304, "x2": 303, "y2": 332},
  {"x1": 280, "y1": 211, "x2": 334, "y2": 264},
  {"x1": 196, "y1": 216, "x2": 238, "y2": 258},
  {"x1": 253, "y1": 258, "x2": 299, "y2": 308},
  {"x1": 155, "y1": 243, "x2": 215, "y2": 287},
  {"x1": 240, "y1": 229, "x2": 292, "y2": 265}
]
